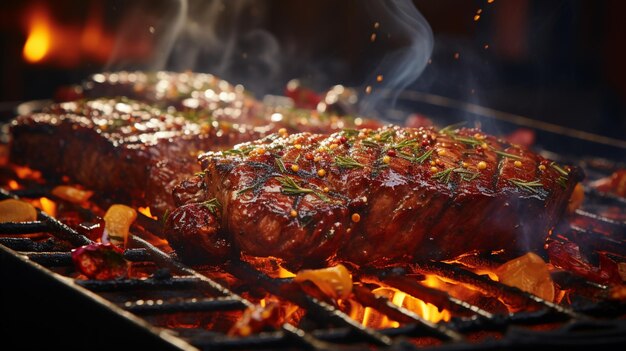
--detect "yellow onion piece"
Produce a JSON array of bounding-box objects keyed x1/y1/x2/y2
[
  {"x1": 496, "y1": 252, "x2": 555, "y2": 302},
  {"x1": 294, "y1": 264, "x2": 352, "y2": 300},
  {"x1": 51, "y1": 185, "x2": 93, "y2": 204},
  {"x1": 103, "y1": 204, "x2": 137, "y2": 247},
  {"x1": 0, "y1": 199, "x2": 37, "y2": 223}
]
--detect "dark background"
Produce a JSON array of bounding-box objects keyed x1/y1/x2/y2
[{"x1": 1, "y1": 0, "x2": 625, "y2": 140}]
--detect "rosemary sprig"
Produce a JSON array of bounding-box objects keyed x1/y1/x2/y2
[
  {"x1": 414, "y1": 149, "x2": 434, "y2": 164},
  {"x1": 274, "y1": 157, "x2": 287, "y2": 173},
  {"x1": 556, "y1": 176, "x2": 568, "y2": 189},
  {"x1": 432, "y1": 167, "x2": 480, "y2": 183},
  {"x1": 392, "y1": 138, "x2": 419, "y2": 150},
  {"x1": 334, "y1": 155, "x2": 365, "y2": 169},
  {"x1": 276, "y1": 176, "x2": 330, "y2": 202},
  {"x1": 454, "y1": 168, "x2": 480, "y2": 181},
  {"x1": 362, "y1": 139, "x2": 380, "y2": 148},
  {"x1": 201, "y1": 198, "x2": 221, "y2": 214},
  {"x1": 341, "y1": 129, "x2": 360, "y2": 138},
  {"x1": 550, "y1": 162, "x2": 569, "y2": 176},
  {"x1": 508, "y1": 178, "x2": 544, "y2": 193},
  {"x1": 550, "y1": 162, "x2": 569, "y2": 189},
  {"x1": 378, "y1": 130, "x2": 396, "y2": 142},
  {"x1": 222, "y1": 147, "x2": 253, "y2": 157},
  {"x1": 495, "y1": 150, "x2": 522, "y2": 160},
  {"x1": 432, "y1": 168, "x2": 454, "y2": 183},
  {"x1": 397, "y1": 148, "x2": 434, "y2": 164},
  {"x1": 453, "y1": 136, "x2": 483, "y2": 147},
  {"x1": 439, "y1": 121, "x2": 466, "y2": 135}
]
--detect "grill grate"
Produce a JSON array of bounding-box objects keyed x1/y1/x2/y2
[{"x1": 1, "y1": 164, "x2": 626, "y2": 349}]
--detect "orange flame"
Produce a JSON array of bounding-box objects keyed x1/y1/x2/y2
[
  {"x1": 22, "y1": 2, "x2": 114, "y2": 66},
  {"x1": 23, "y1": 5, "x2": 51, "y2": 63},
  {"x1": 355, "y1": 285, "x2": 451, "y2": 328},
  {"x1": 138, "y1": 206, "x2": 158, "y2": 220},
  {"x1": 32, "y1": 197, "x2": 57, "y2": 217},
  {"x1": 278, "y1": 266, "x2": 296, "y2": 278}
]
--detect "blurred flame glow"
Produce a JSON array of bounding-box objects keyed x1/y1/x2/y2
[{"x1": 23, "y1": 7, "x2": 51, "y2": 63}]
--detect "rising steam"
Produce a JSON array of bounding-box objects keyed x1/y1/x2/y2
[
  {"x1": 106, "y1": 0, "x2": 433, "y2": 115},
  {"x1": 359, "y1": 0, "x2": 434, "y2": 119}
]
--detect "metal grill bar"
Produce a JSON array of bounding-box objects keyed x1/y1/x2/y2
[
  {"x1": 226, "y1": 260, "x2": 394, "y2": 347},
  {"x1": 351, "y1": 284, "x2": 464, "y2": 341},
  {"x1": 0, "y1": 220, "x2": 48, "y2": 234},
  {"x1": 21, "y1": 248, "x2": 153, "y2": 266},
  {"x1": 77, "y1": 276, "x2": 201, "y2": 291},
  {"x1": 122, "y1": 297, "x2": 248, "y2": 314},
  {"x1": 414, "y1": 261, "x2": 583, "y2": 319}
]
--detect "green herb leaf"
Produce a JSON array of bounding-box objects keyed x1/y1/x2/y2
[
  {"x1": 362, "y1": 139, "x2": 380, "y2": 148},
  {"x1": 454, "y1": 168, "x2": 480, "y2": 181},
  {"x1": 334, "y1": 155, "x2": 365, "y2": 169},
  {"x1": 495, "y1": 150, "x2": 522, "y2": 160},
  {"x1": 439, "y1": 122, "x2": 467, "y2": 135},
  {"x1": 276, "y1": 176, "x2": 330, "y2": 202},
  {"x1": 274, "y1": 157, "x2": 287, "y2": 173},
  {"x1": 414, "y1": 149, "x2": 434, "y2": 164},
  {"x1": 508, "y1": 178, "x2": 544, "y2": 193},
  {"x1": 453, "y1": 136, "x2": 483, "y2": 147},
  {"x1": 432, "y1": 168, "x2": 454, "y2": 183},
  {"x1": 201, "y1": 198, "x2": 221, "y2": 214}
]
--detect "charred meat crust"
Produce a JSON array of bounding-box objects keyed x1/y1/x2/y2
[{"x1": 167, "y1": 125, "x2": 582, "y2": 269}]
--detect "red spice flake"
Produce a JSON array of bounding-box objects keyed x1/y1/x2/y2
[
  {"x1": 386, "y1": 149, "x2": 397, "y2": 157},
  {"x1": 71, "y1": 243, "x2": 129, "y2": 280},
  {"x1": 339, "y1": 136, "x2": 348, "y2": 144},
  {"x1": 304, "y1": 153, "x2": 314, "y2": 160}
]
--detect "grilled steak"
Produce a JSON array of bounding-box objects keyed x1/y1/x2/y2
[
  {"x1": 10, "y1": 98, "x2": 262, "y2": 214},
  {"x1": 166, "y1": 125, "x2": 582, "y2": 268},
  {"x1": 11, "y1": 71, "x2": 378, "y2": 215}
]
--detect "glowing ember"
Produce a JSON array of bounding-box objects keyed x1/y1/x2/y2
[
  {"x1": 7, "y1": 180, "x2": 19, "y2": 190},
  {"x1": 496, "y1": 252, "x2": 555, "y2": 302}
]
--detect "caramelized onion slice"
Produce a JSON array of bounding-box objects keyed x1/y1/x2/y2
[
  {"x1": 495, "y1": 252, "x2": 555, "y2": 302},
  {"x1": 103, "y1": 204, "x2": 137, "y2": 247},
  {"x1": 294, "y1": 264, "x2": 352, "y2": 300},
  {"x1": 51, "y1": 185, "x2": 93, "y2": 203},
  {"x1": 0, "y1": 199, "x2": 37, "y2": 223}
]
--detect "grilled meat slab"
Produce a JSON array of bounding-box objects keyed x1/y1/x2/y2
[
  {"x1": 166, "y1": 125, "x2": 582, "y2": 268},
  {"x1": 10, "y1": 98, "x2": 262, "y2": 214},
  {"x1": 11, "y1": 71, "x2": 377, "y2": 215}
]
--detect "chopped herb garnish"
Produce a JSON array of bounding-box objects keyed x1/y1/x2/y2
[
  {"x1": 342, "y1": 129, "x2": 360, "y2": 138},
  {"x1": 223, "y1": 147, "x2": 253, "y2": 157},
  {"x1": 432, "y1": 167, "x2": 480, "y2": 183},
  {"x1": 392, "y1": 138, "x2": 419, "y2": 150},
  {"x1": 362, "y1": 139, "x2": 380, "y2": 148},
  {"x1": 495, "y1": 150, "x2": 522, "y2": 160},
  {"x1": 414, "y1": 149, "x2": 434, "y2": 164},
  {"x1": 508, "y1": 178, "x2": 544, "y2": 193},
  {"x1": 397, "y1": 148, "x2": 434, "y2": 164},
  {"x1": 439, "y1": 122, "x2": 466, "y2": 135},
  {"x1": 454, "y1": 168, "x2": 480, "y2": 181},
  {"x1": 556, "y1": 176, "x2": 568, "y2": 189},
  {"x1": 276, "y1": 176, "x2": 330, "y2": 202},
  {"x1": 453, "y1": 136, "x2": 483, "y2": 147},
  {"x1": 334, "y1": 155, "x2": 365, "y2": 169},
  {"x1": 550, "y1": 162, "x2": 569, "y2": 176},
  {"x1": 201, "y1": 198, "x2": 221, "y2": 214},
  {"x1": 378, "y1": 130, "x2": 396, "y2": 142},
  {"x1": 432, "y1": 168, "x2": 454, "y2": 183},
  {"x1": 550, "y1": 163, "x2": 569, "y2": 189},
  {"x1": 274, "y1": 157, "x2": 287, "y2": 173}
]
